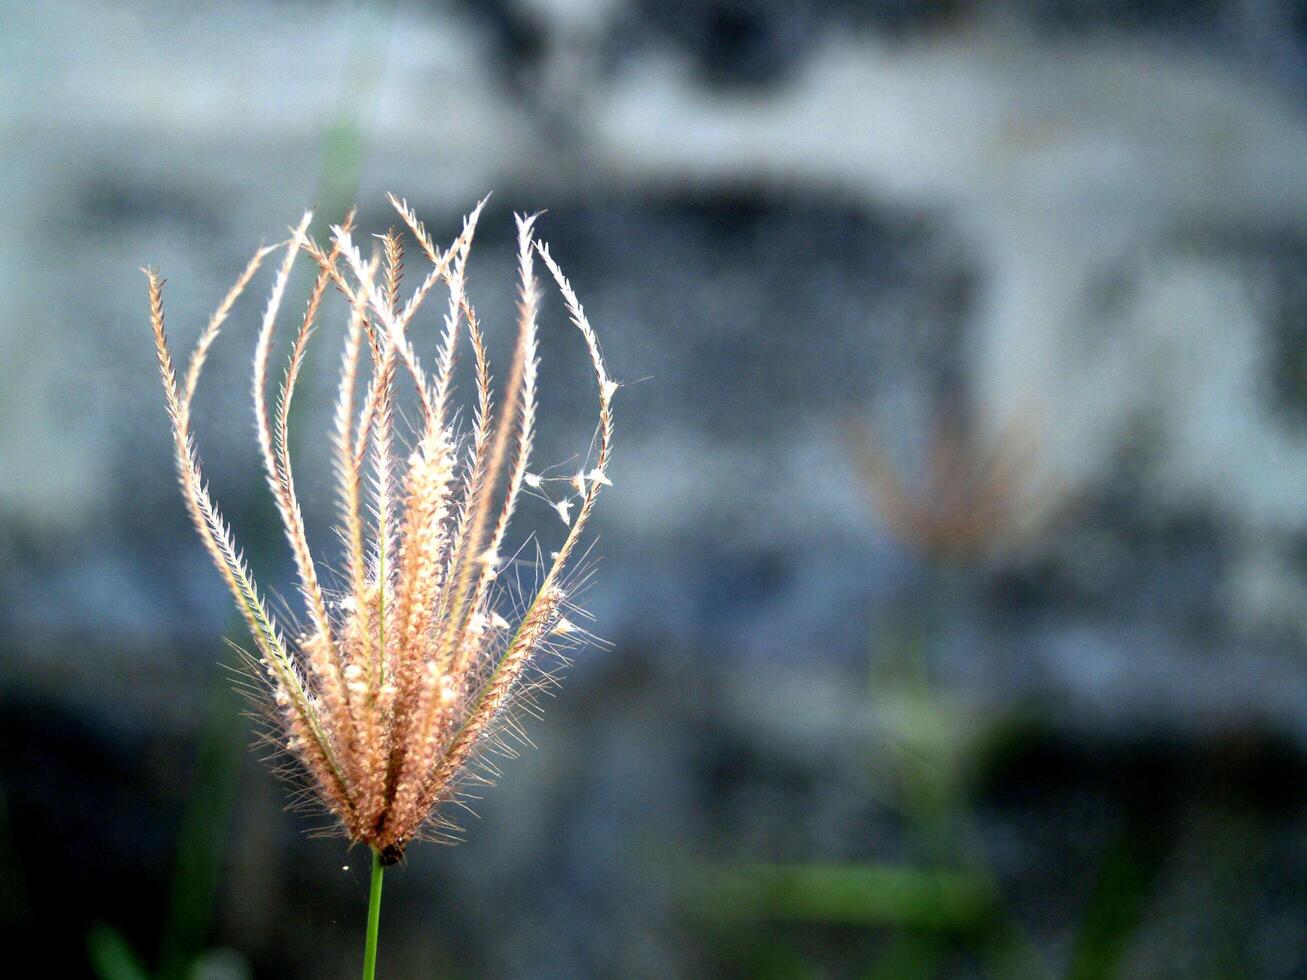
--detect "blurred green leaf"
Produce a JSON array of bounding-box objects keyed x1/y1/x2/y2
[
  {"x1": 158, "y1": 681, "x2": 245, "y2": 980},
  {"x1": 1067, "y1": 823, "x2": 1167, "y2": 980},
  {"x1": 88, "y1": 923, "x2": 151, "y2": 980},
  {"x1": 692, "y1": 863, "x2": 996, "y2": 930}
]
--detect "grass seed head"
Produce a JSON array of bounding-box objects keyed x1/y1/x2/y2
[{"x1": 147, "y1": 196, "x2": 614, "y2": 860}]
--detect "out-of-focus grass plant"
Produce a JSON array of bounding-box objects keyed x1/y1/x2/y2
[{"x1": 689, "y1": 409, "x2": 1163, "y2": 977}]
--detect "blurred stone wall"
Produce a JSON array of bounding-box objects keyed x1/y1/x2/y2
[{"x1": 9, "y1": 0, "x2": 1307, "y2": 722}]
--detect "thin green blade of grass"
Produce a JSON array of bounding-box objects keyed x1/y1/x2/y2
[
  {"x1": 1067, "y1": 822, "x2": 1168, "y2": 980},
  {"x1": 157, "y1": 678, "x2": 245, "y2": 980},
  {"x1": 87, "y1": 923, "x2": 152, "y2": 980}
]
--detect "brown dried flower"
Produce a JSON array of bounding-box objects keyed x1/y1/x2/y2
[
  {"x1": 147, "y1": 196, "x2": 614, "y2": 863},
  {"x1": 848, "y1": 409, "x2": 1050, "y2": 562}
]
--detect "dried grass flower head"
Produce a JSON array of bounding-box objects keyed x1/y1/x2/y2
[
  {"x1": 147, "y1": 195, "x2": 614, "y2": 863},
  {"x1": 848, "y1": 407, "x2": 1059, "y2": 563}
]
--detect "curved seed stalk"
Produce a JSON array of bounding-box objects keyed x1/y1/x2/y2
[{"x1": 147, "y1": 196, "x2": 615, "y2": 860}]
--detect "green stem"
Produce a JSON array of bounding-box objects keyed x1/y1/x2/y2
[{"x1": 362, "y1": 847, "x2": 384, "y2": 980}]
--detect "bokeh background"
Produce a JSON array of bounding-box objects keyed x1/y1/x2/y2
[{"x1": 7, "y1": 1, "x2": 1307, "y2": 977}]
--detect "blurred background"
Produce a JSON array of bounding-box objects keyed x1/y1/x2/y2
[{"x1": 7, "y1": 0, "x2": 1307, "y2": 976}]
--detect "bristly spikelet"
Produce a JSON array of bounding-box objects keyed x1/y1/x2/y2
[{"x1": 147, "y1": 196, "x2": 615, "y2": 863}]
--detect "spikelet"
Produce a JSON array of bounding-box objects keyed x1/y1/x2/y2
[{"x1": 147, "y1": 196, "x2": 615, "y2": 862}]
